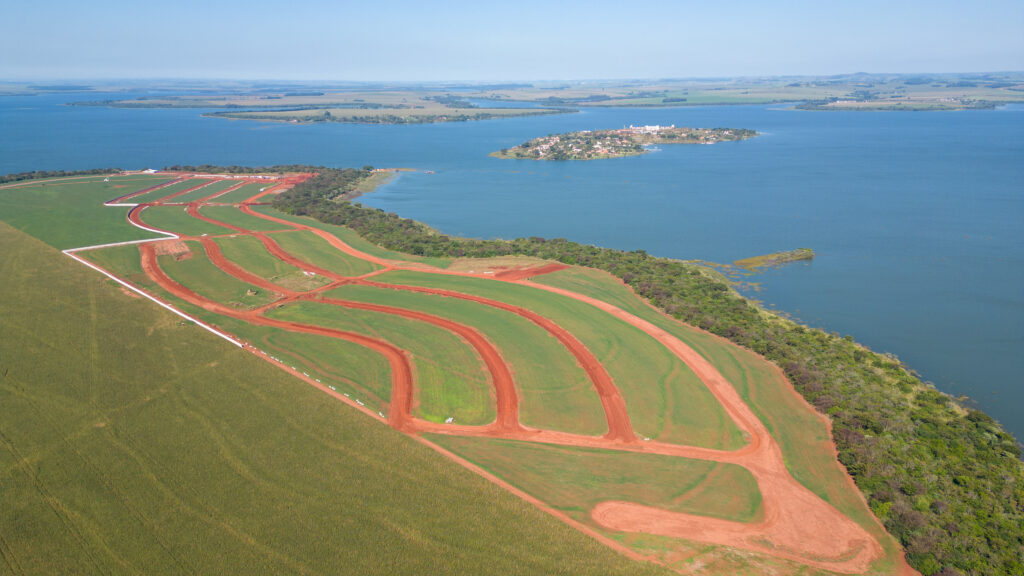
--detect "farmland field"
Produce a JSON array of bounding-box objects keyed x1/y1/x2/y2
[
  {"x1": 213, "y1": 181, "x2": 273, "y2": 204},
  {"x1": 0, "y1": 172, "x2": 910, "y2": 575},
  {"x1": 127, "y1": 177, "x2": 208, "y2": 203},
  {"x1": 137, "y1": 205, "x2": 236, "y2": 237},
  {"x1": 0, "y1": 220, "x2": 668, "y2": 576},
  {"x1": 213, "y1": 234, "x2": 331, "y2": 291},
  {"x1": 372, "y1": 270, "x2": 747, "y2": 450},
  {"x1": 170, "y1": 178, "x2": 239, "y2": 203},
  {"x1": 200, "y1": 205, "x2": 290, "y2": 232}
]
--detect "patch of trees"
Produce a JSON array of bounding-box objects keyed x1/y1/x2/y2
[
  {"x1": 0, "y1": 168, "x2": 121, "y2": 184},
  {"x1": 272, "y1": 168, "x2": 1024, "y2": 576}
]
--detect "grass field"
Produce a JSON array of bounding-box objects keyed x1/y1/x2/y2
[
  {"x1": 0, "y1": 175, "x2": 166, "y2": 249},
  {"x1": 213, "y1": 181, "x2": 273, "y2": 204},
  {"x1": 0, "y1": 221, "x2": 672, "y2": 576},
  {"x1": 200, "y1": 205, "x2": 291, "y2": 232},
  {"x1": 158, "y1": 240, "x2": 280, "y2": 309},
  {"x1": 266, "y1": 229, "x2": 382, "y2": 277},
  {"x1": 0, "y1": 171, "x2": 909, "y2": 574},
  {"x1": 325, "y1": 283, "x2": 607, "y2": 435},
  {"x1": 533, "y1": 267, "x2": 904, "y2": 570},
  {"x1": 128, "y1": 178, "x2": 206, "y2": 204},
  {"x1": 250, "y1": 205, "x2": 451, "y2": 268},
  {"x1": 375, "y1": 270, "x2": 746, "y2": 450},
  {"x1": 213, "y1": 234, "x2": 331, "y2": 292},
  {"x1": 267, "y1": 301, "x2": 496, "y2": 425},
  {"x1": 169, "y1": 179, "x2": 238, "y2": 203},
  {"x1": 138, "y1": 205, "x2": 237, "y2": 237},
  {"x1": 430, "y1": 436, "x2": 763, "y2": 524}
]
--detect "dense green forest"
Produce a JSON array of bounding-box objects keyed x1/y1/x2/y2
[{"x1": 268, "y1": 167, "x2": 1023, "y2": 576}]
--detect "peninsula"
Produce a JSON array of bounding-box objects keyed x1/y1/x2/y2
[{"x1": 490, "y1": 126, "x2": 757, "y2": 160}]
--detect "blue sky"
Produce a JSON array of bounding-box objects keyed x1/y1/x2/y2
[{"x1": 2, "y1": 0, "x2": 1021, "y2": 80}]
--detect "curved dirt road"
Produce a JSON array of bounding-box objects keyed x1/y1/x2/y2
[{"x1": 113, "y1": 176, "x2": 907, "y2": 574}]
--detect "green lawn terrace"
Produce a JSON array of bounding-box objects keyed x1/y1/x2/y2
[{"x1": 0, "y1": 171, "x2": 918, "y2": 575}]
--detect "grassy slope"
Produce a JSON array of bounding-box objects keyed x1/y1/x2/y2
[
  {"x1": 128, "y1": 178, "x2": 206, "y2": 204},
  {"x1": 200, "y1": 205, "x2": 290, "y2": 232},
  {"x1": 251, "y1": 205, "x2": 451, "y2": 268},
  {"x1": 266, "y1": 229, "x2": 381, "y2": 277},
  {"x1": 0, "y1": 175, "x2": 166, "y2": 249},
  {"x1": 214, "y1": 182, "x2": 272, "y2": 204},
  {"x1": 158, "y1": 241, "x2": 280, "y2": 309},
  {"x1": 267, "y1": 301, "x2": 496, "y2": 426},
  {"x1": 0, "y1": 222, "x2": 671, "y2": 576},
  {"x1": 376, "y1": 270, "x2": 746, "y2": 451},
  {"x1": 170, "y1": 179, "x2": 237, "y2": 203},
  {"x1": 429, "y1": 435, "x2": 763, "y2": 524},
  {"x1": 213, "y1": 235, "x2": 331, "y2": 292},
  {"x1": 326, "y1": 283, "x2": 607, "y2": 435},
  {"x1": 534, "y1": 267, "x2": 903, "y2": 570},
  {"x1": 137, "y1": 205, "x2": 235, "y2": 237},
  {"x1": 80, "y1": 244, "x2": 395, "y2": 414}
]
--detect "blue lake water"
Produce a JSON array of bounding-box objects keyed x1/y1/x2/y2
[{"x1": 2, "y1": 92, "x2": 1021, "y2": 439}]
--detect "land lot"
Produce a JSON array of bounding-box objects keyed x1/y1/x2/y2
[{"x1": 0, "y1": 172, "x2": 910, "y2": 575}]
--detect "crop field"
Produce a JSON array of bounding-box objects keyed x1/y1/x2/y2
[
  {"x1": 265, "y1": 229, "x2": 382, "y2": 276},
  {"x1": 158, "y1": 240, "x2": 281, "y2": 308},
  {"x1": 127, "y1": 177, "x2": 210, "y2": 203},
  {"x1": 170, "y1": 178, "x2": 239, "y2": 203},
  {"x1": 0, "y1": 172, "x2": 908, "y2": 575},
  {"x1": 212, "y1": 181, "x2": 272, "y2": 203},
  {"x1": 200, "y1": 205, "x2": 290, "y2": 232},
  {"x1": 213, "y1": 235, "x2": 331, "y2": 291},
  {"x1": 0, "y1": 222, "x2": 669, "y2": 576},
  {"x1": 249, "y1": 204, "x2": 453, "y2": 268},
  {"x1": 0, "y1": 174, "x2": 166, "y2": 248},
  {"x1": 326, "y1": 283, "x2": 607, "y2": 435},
  {"x1": 372, "y1": 270, "x2": 746, "y2": 451},
  {"x1": 268, "y1": 301, "x2": 495, "y2": 425},
  {"x1": 429, "y1": 436, "x2": 763, "y2": 524},
  {"x1": 137, "y1": 205, "x2": 237, "y2": 236}
]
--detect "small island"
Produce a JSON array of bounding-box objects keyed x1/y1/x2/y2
[
  {"x1": 734, "y1": 248, "x2": 815, "y2": 271},
  {"x1": 490, "y1": 125, "x2": 758, "y2": 160}
]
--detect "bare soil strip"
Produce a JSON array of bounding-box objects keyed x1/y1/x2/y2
[{"x1": 79, "y1": 174, "x2": 904, "y2": 574}]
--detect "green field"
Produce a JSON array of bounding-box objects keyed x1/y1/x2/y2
[
  {"x1": 375, "y1": 270, "x2": 746, "y2": 450},
  {"x1": 200, "y1": 205, "x2": 291, "y2": 232},
  {"x1": 325, "y1": 283, "x2": 607, "y2": 435},
  {"x1": 430, "y1": 436, "x2": 763, "y2": 524},
  {"x1": 170, "y1": 179, "x2": 238, "y2": 203},
  {"x1": 0, "y1": 175, "x2": 166, "y2": 249},
  {"x1": 266, "y1": 229, "x2": 382, "y2": 277},
  {"x1": 128, "y1": 178, "x2": 207, "y2": 204},
  {"x1": 250, "y1": 205, "x2": 451, "y2": 268},
  {"x1": 213, "y1": 234, "x2": 331, "y2": 292},
  {"x1": 534, "y1": 266, "x2": 904, "y2": 570},
  {"x1": 267, "y1": 301, "x2": 496, "y2": 425},
  {"x1": 0, "y1": 222, "x2": 671, "y2": 576},
  {"x1": 137, "y1": 205, "x2": 237, "y2": 237},
  {"x1": 213, "y1": 181, "x2": 273, "y2": 204},
  {"x1": 158, "y1": 240, "x2": 280, "y2": 309}
]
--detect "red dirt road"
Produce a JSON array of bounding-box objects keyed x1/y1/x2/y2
[
  {"x1": 357, "y1": 278, "x2": 636, "y2": 443},
  {"x1": 139, "y1": 242, "x2": 415, "y2": 431},
  {"x1": 109, "y1": 174, "x2": 910, "y2": 575},
  {"x1": 196, "y1": 235, "x2": 521, "y2": 433}
]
